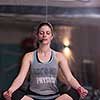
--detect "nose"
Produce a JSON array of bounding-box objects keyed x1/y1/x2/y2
[{"x1": 43, "y1": 32, "x2": 47, "y2": 37}]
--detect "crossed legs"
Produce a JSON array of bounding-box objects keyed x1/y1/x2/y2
[{"x1": 21, "y1": 94, "x2": 73, "y2": 100}]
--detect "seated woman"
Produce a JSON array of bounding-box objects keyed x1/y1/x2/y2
[{"x1": 3, "y1": 22, "x2": 88, "y2": 100}]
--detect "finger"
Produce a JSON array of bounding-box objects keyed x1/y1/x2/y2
[
  {"x1": 81, "y1": 92, "x2": 88, "y2": 99},
  {"x1": 4, "y1": 95, "x2": 11, "y2": 100},
  {"x1": 3, "y1": 92, "x2": 11, "y2": 99},
  {"x1": 6, "y1": 91, "x2": 12, "y2": 97},
  {"x1": 3, "y1": 91, "x2": 8, "y2": 95}
]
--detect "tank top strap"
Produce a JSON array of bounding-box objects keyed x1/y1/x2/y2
[
  {"x1": 51, "y1": 49, "x2": 56, "y2": 57},
  {"x1": 31, "y1": 50, "x2": 37, "y2": 63},
  {"x1": 51, "y1": 49, "x2": 59, "y2": 64}
]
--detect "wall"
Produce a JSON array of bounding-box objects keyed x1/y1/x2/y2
[
  {"x1": 72, "y1": 25, "x2": 100, "y2": 88},
  {"x1": 0, "y1": 23, "x2": 32, "y2": 44},
  {"x1": 0, "y1": 22, "x2": 33, "y2": 93}
]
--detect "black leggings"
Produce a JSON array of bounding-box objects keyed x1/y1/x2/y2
[
  {"x1": 12, "y1": 89, "x2": 26, "y2": 100},
  {"x1": 11, "y1": 86, "x2": 80, "y2": 100},
  {"x1": 11, "y1": 89, "x2": 58, "y2": 100}
]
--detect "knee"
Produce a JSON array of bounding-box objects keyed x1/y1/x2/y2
[
  {"x1": 21, "y1": 96, "x2": 33, "y2": 100},
  {"x1": 63, "y1": 94, "x2": 73, "y2": 100}
]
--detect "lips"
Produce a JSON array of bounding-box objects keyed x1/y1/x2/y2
[{"x1": 42, "y1": 39, "x2": 48, "y2": 41}]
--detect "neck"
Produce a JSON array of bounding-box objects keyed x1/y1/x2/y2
[{"x1": 38, "y1": 45, "x2": 51, "y2": 53}]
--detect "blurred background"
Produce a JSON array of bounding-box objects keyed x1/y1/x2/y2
[{"x1": 0, "y1": 0, "x2": 100, "y2": 100}]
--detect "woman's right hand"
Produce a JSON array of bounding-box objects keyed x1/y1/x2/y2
[{"x1": 3, "y1": 90, "x2": 13, "y2": 100}]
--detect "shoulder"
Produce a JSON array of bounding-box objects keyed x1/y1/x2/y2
[
  {"x1": 24, "y1": 51, "x2": 33, "y2": 57},
  {"x1": 54, "y1": 51, "x2": 66, "y2": 62},
  {"x1": 55, "y1": 51, "x2": 64, "y2": 58},
  {"x1": 23, "y1": 51, "x2": 34, "y2": 62},
  {"x1": 51, "y1": 49, "x2": 66, "y2": 60}
]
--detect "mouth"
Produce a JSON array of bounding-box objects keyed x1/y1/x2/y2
[{"x1": 42, "y1": 39, "x2": 48, "y2": 41}]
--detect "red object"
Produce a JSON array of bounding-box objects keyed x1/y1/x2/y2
[{"x1": 77, "y1": 87, "x2": 82, "y2": 95}]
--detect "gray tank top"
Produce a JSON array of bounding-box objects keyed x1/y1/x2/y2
[{"x1": 29, "y1": 49, "x2": 60, "y2": 99}]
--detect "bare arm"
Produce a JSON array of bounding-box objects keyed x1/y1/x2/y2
[
  {"x1": 58, "y1": 67, "x2": 71, "y2": 91},
  {"x1": 57, "y1": 52, "x2": 81, "y2": 89},
  {"x1": 3, "y1": 52, "x2": 33, "y2": 99},
  {"x1": 57, "y1": 52, "x2": 88, "y2": 98}
]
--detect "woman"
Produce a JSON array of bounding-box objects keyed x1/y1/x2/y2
[{"x1": 3, "y1": 22, "x2": 88, "y2": 100}]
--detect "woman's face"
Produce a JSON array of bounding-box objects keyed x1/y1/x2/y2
[{"x1": 37, "y1": 25, "x2": 53, "y2": 45}]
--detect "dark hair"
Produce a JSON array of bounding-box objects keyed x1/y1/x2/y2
[{"x1": 37, "y1": 22, "x2": 54, "y2": 35}]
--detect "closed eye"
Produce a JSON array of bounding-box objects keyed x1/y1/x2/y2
[
  {"x1": 39, "y1": 31, "x2": 44, "y2": 35},
  {"x1": 46, "y1": 31, "x2": 51, "y2": 35}
]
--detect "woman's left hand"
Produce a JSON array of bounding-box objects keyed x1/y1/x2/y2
[{"x1": 77, "y1": 86, "x2": 88, "y2": 99}]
